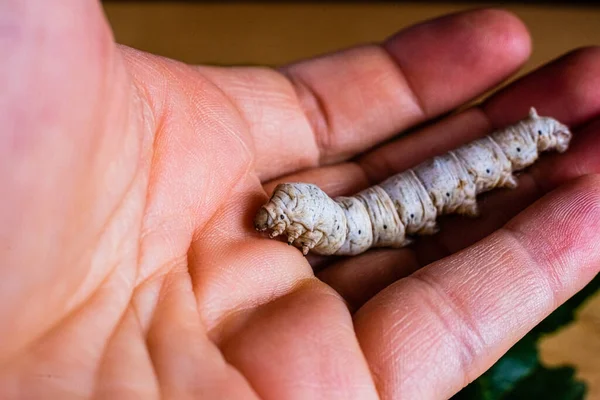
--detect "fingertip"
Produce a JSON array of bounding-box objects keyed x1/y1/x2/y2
[
  {"x1": 528, "y1": 117, "x2": 600, "y2": 194},
  {"x1": 550, "y1": 46, "x2": 600, "y2": 125},
  {"x1": 384, "y1": 8, "x2": 532, "y2": 115},
  {"x1": 386, "y1": 7, "x2": 531, "y2": 50},
  {"x1": 487, "y1": 8, "x2": 532, "y2": 64},
  {"x1": 443, "y1": 8, "x2": 532, "y2": 62},
  {"x1": 484, "y1": 45, "x2": 600, "y2": 126}
]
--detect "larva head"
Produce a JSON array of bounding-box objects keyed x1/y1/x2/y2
[
  {"x1": 253, "y1": 183, "x2": 297, "y2": 232},
  {"x1": 528, "y1": 107, "x2": 572, "y2": 153},
  {"x1": 254, "y1": 207, "x2": 274, "y2": 232}
]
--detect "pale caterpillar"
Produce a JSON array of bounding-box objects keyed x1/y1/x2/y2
[{"x1": 254, "y1": 108, "x2": 572, "y2": 256}]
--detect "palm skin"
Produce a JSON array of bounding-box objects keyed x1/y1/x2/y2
[{"x1": 1, "y1": 2, "x2": 600, "y2": 399}]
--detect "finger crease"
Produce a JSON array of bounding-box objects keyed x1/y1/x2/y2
[
  {"x1": 406, "y1": 272, "x2": 487, "y2": 387},
  {"x1": 496, "y1": 226, "x2": 562, "y2": 310},
  {"x1": 380, "y1": 43, "x2": 428, "y2": 119},
  {"x1": 281, "y1": 71, "x2": 334, "y2": 162}
]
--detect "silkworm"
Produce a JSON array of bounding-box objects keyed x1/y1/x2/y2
[{"x1": 254, "y1": 108, "x2": 572, "y2": 256}]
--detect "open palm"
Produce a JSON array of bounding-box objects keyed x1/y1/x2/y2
[{"x1": 1, "y1": 2, "x2": 599, "y2": 399}]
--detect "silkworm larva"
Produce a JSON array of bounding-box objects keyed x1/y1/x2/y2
[{"x1": 254, "y1": 108, "x2": 572, "y2": 256}]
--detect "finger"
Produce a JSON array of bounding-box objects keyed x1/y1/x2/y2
[
  {"x1": 262, "y1": 162, "x2": 369, "y2": 198},
  {"x1": 206, "y1": 9, "x2": 530, "y2": 181},
  {"x1": 483, "y1": 47, "x2": 600, "y2": 126},
  {"x1": 354, "y1": 175, "x2": 600, "y2": 399},
  {"x1": 283, "y1": 9, "x2": 529, "y2": 165},
  {"x1": 317, "y1": 249, "x2": 419, "y2": 312}
]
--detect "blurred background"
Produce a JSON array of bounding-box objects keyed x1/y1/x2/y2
[
  {"x1": 102, "y1": 2, "x2": 600, "y2": 72},
  {"x1": 101, "y1": 2, "x2": 600, "y2": 399}
]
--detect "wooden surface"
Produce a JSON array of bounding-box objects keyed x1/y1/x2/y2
[
  {"x1": 102, "y1": 3, "x2": 600, "y2": 398},
  {"x1": 103, "y1": 3, "x2": 600, "y2": 71}
]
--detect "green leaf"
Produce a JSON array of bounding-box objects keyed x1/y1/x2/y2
[{"x1": 504, "y1": 365, "x2": 586, "y2": 400}]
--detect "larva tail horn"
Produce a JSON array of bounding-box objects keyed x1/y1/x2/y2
[{"x1": 529, "y1": 107, "x2": 539, "y2": 119}]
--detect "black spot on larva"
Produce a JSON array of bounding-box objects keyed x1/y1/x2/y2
[
  {"x1": 358, "y1": 230, "x2": 361, "y2": 235},
  {"x1": 538, "y1": 130, "x2": 543, "y2": 135},
  {"x1": 486, "y1": 168, "x2": 490, "y2": 174},
  {"x1": 516, "y1": 147, "x2": 521, "y2": 152},
  {"x1": 337, "y1": 225, "x2": 340, "y2": 230},
  {"x1": 280, "y1": 214, "x2": 285, "y2": 220},
  {"x1": 410, "y1": 213, "x2": 414, "y2": 218},
  {"x1": 446, "y1": 192, "x2": 450, "y2": 197},
  {"x1": 383, "y1": 225, "x2": 387, "y2": 229}
]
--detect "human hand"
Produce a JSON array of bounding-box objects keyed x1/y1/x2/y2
[{"x1": 1, "y1": 2, "x2": 599, "y2": 399}]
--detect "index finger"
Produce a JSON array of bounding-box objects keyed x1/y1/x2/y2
[
  {"x1": 282, "y1": 9, "x2": 531, "y2": 165},
  {"x1": 353, "y1": 175, "x2": 600, "y2": 399},
  {"x1": 211, "y1": 9, "x2": 532, "y2": 181}
]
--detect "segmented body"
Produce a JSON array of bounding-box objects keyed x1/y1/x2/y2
[{"x1": 254, "y1": 108, "x2": 572, "y2": 256}]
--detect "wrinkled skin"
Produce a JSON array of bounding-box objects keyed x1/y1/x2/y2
[{"x1": 1, "y1": 2, "x2": 600, "y2": 399}]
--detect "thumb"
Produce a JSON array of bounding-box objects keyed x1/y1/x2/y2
[{"x1": 0, "y1": 0, "x2": 143, "y2": 362}]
